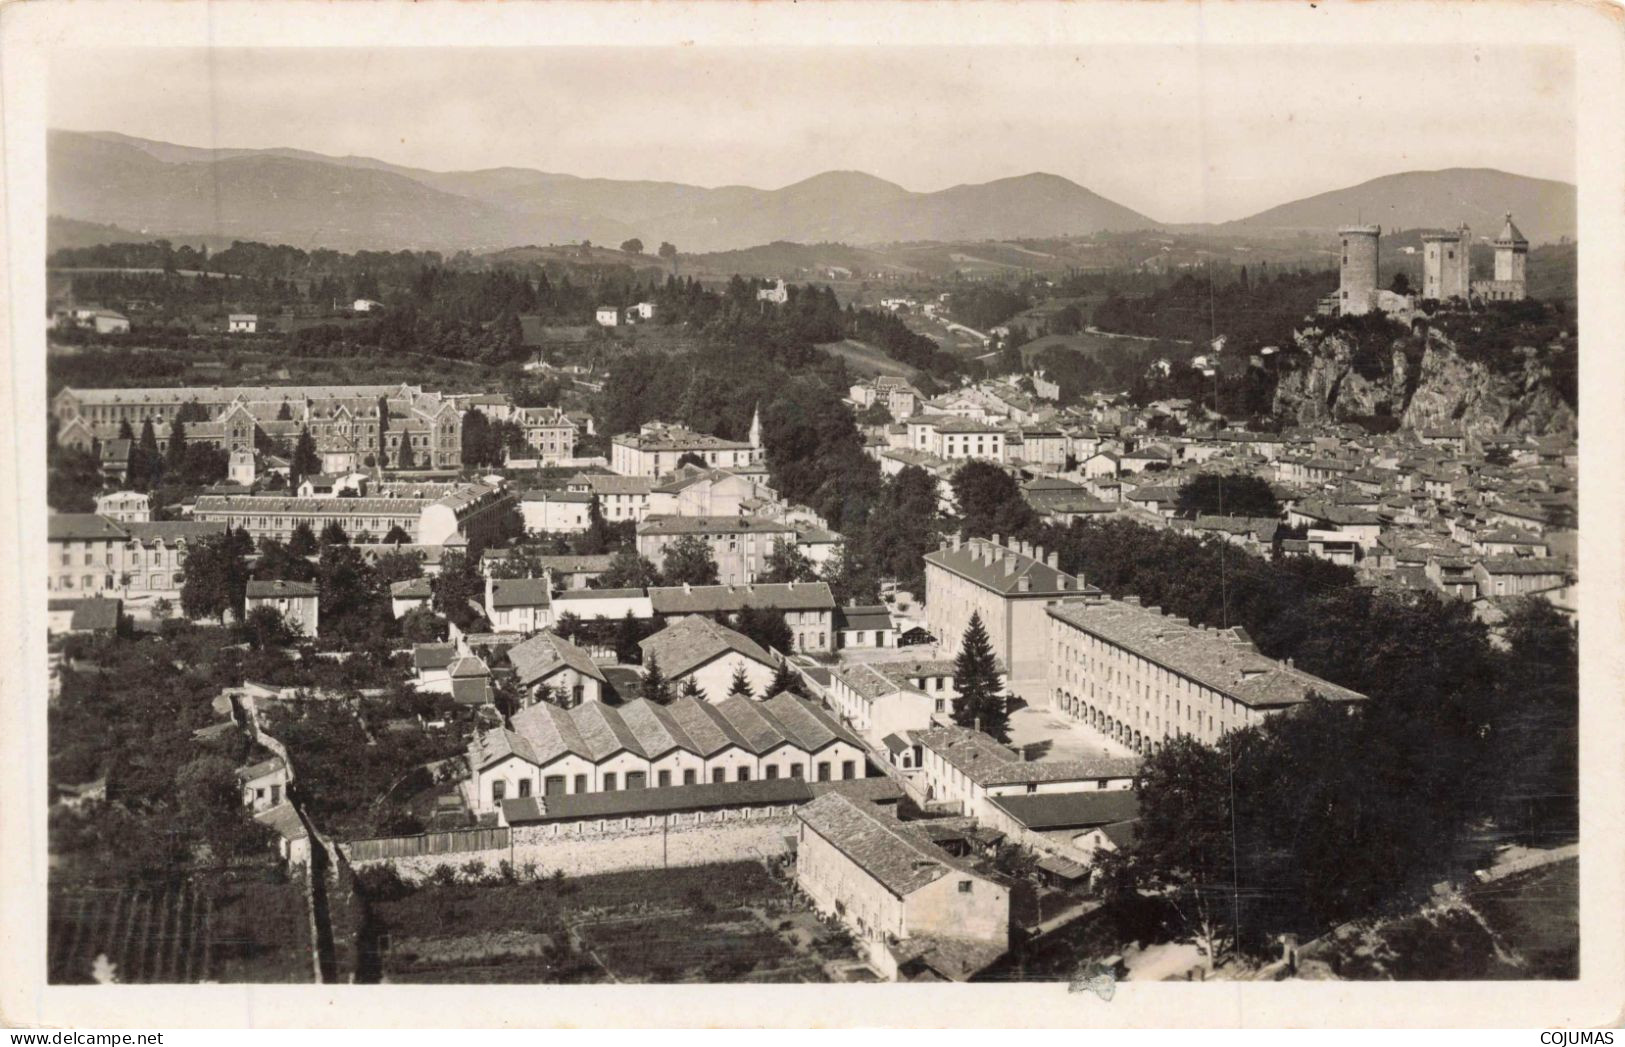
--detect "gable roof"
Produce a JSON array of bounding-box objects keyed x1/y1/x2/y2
[
  {"x1": 507, "y1": 630, "x2": 607, "y2": 687},
  {"x1": 412, "y1": 642, "x2": 457, "y2": 671},
  {"x1": 48, "y1": 514, "x2": 129, "y2": 542},
  {"x1": 246, "y1": 579, "x2": 319, "y2": 599},
  {"x1": 648, "y1": 582, "x2": 835, "y2": 615},
  {"x1": 489, "y1": 577, "x2": 553, "y2": 610},
  {"x1": 797, "y1": 792, "x2": 976, "y2": 898},
  {"x1": 923, "y1": 538, "x2": 1091, "y2": 598},
  {"x1": 638, "y1": 615, "x2": 775, "y2": 679},
  {"x1": 988, "y1": 790, "x2": 1141, "y2": 831}
]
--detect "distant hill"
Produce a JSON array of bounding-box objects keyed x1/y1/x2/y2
[
  {"x1": 49, "y1": 131, "x2": 523, "y2": 252},
  {"x1": 47, "y1": 131, "x2": 1576, "y2": 255},
  {"x1": 48, "y1": 129, "x2": 1158, "y2": 253},
  {"x1": 1227, "y1": 168, "x2": 1575, "y2": 245}
]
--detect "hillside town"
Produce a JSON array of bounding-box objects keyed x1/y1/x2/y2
[{"x1": 44, "y1": 186, "x2": 1579, "y2": 985}]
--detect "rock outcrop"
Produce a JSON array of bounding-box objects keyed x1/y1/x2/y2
[{"x1": 1272, "y1": 324, "x2": 1575, "y2": 437}]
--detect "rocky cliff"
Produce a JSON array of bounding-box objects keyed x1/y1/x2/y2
[{"x1": 1272, "y1": 323, "x2": 1576, "y2": 437}]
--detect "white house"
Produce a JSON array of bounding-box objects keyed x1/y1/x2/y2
[
  {"x1": 595, "y1": 306, "x2": 621, "y2": 327},
  {"x1": 638, "y1": 614, "x2": 778, "y2": 699},
  {"x1": 521, "y1": 490, "x2": 593, "y2": 534},
  {"x1": 389, "y1": 576, "x2": 433, "y2": 619},
  {"x1": 484, "y1": 575, "x2": 554, "y2": 634},
  {"x1": 507, "y1": 630, "x2": 608, "y2": 707},
  {"x1": 825, "y1": 663, "x2": 937, "y2": 748},
  {"x1": 243, "y1": 579, "x2": 319, "y2": 636},
  {"x1": 912, "y1": 726, "x2": 1139, "y2": 823},
  {"x1": 228, "y1": 314, "x2": 258, "y2": 334},
  {"x1": 237, "y1": 756, "x2": 291, "y2": 813}
]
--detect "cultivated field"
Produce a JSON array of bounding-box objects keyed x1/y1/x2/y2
[
  {"x1": 48, "y1": 877, "x2": 313, "y2": 984},
  {"x1": 817, "y1": 339, "x2": 924, "y2": 381},
  {"x1": 373, "y1": 860, "x2": 866, "y2": 983}
]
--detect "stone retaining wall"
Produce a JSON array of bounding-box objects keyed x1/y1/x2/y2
[{"x1": 351, "y1": 808, "x2": 799, "y2": 881}]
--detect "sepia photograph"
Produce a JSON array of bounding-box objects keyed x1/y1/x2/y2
[{"x1": 2, "y1": 0, "x2": 1622, "y2": 1031}]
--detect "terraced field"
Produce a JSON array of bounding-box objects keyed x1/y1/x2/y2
[{"x1": 49, "y1": 878, "x2": 313, "y2": 984}]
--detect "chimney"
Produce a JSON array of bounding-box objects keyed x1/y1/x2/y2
[
  {"x1": 1047, "y1": 551, "x2": 1059, "y2": 570},
  {"x1": 992, "y1": 533, "x2": 1002, "y2": 550},
  {"x1": 1004, "y1": 553, "x2": 1017, "y2": 575},
  {"x1": 1018, "y1": 576, "x2": 1031, "y2": 592},
  {"x1": 683, "y1": 582, "x2": 692, "y2": 594},
  {"x1": 952, "y1": 532, "x2": 962, "y2": 551}
]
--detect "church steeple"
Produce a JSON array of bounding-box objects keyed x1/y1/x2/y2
[{"x1": 749, "y1": 403, "x2": 762, "y2": 449}]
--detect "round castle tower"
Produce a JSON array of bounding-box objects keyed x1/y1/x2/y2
[{"x1": 1337, "y1": 225, "x2": 1381, "y2": 316}]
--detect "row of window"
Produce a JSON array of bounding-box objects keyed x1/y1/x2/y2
[{"x1": 494, "y1": 758, "x2": 858, "y2": 803}]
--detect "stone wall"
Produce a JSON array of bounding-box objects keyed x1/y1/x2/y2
[{"x1": 351, "y1": 805, "x2": 800, "y2": 881}]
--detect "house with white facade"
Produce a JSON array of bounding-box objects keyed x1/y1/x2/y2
[{"x1": 638, "y1": 614, "x2": 778, "y2": 699}]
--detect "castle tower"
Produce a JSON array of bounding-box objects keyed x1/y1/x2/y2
[
  {"x1": 1492, "y1": 212, "x2": 1528, "y2": 298},
  {"x1": 1337, "y1": 225, "x2": 1381, "y2": 316},
  {"x1": 1421, "y1": 223, "x2": 1471, "y2": 301}
]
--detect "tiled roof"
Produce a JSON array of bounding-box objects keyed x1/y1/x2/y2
[
  {"x1": 568, "y1": 474, "x2": 653, "y2": 496},
  {"x1": 836, "y1": 605, "x2": 894, "y2": 632},
  {"x1": 412, "y1": 642, "x2": 457, "y2": 670},
  {"x1": 615, "y1": 429, "x2": 755, "y2": 452},
  {"x1": 246, "y1": 579, "x2": 319, "y2": 598},
  {"x1": 637, "y1": 515, "x2": 795, "y2": 537},
  {"x1": 122, "y1": 521, "x2": 225, "y2": 544},
  {"x1": 639, "y1": 615, "x2": 775, "y2": 679},
  {"x1": 649, "y1": 582, "x2": 835, "y2": 615},
  {"x1": 913, "y1": 726, "x2": 1140, "y2": 787},
  {"x1": 484, "y1": 692, "x2": 854, "y2": 770},
  {"x1": 507, "y1": 631, "x2": 606, "y2": 687},
  {"x1": 872, "y1": 658, "x2": 959, "y2": 684},
  {"x1": 1478, "y1": 556, "x2": 1567, "y2": 576},
  {"x1": 390, "y1": 577, "x2": 433, "y2": 599},
  {"x1": 923, "y1": 538, "x2": 1090, "y2": 598},
  {"x1": 489, "y1": 577, "x2": 552, "y2": 610},
  {"x1": 195, "y1": 495, "x2": 425, "y2": 516},
  {"x1": 1046, "y1": 596, "x2": 1366, "y2": 708},
  {"x1": 988, "y1": 791, "x2": 1140, "y2": 831},
  {"x1": 48, "y1": 514, "x2": 128, "y2": 542},
  {"x1": 797, "y1": 792, "x2": 971, "y2": 897},
  {"x1": 536, "y1": 555, "x2": 616, "y2": 574},
  {"x1": 522, "y1": 489, "x2": 593, "y2": 504}
]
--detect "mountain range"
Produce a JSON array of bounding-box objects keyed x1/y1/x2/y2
[{"x1": 47, "y1": 129, "x2": 1577, "y2": 254}]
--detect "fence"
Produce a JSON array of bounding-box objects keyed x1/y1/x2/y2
[{"x1": 343, "y1": 827, "x2": 511, "y2": 863}]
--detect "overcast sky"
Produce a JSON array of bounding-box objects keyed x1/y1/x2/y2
[{"x1": 49, "y1": 45, "x2": 1574, "y2": 224}]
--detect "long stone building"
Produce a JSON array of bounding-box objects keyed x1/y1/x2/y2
[
  {"x1": 192, "y1": 482, "x2": 518, "y2": 547},
  {"x1": 468, "y1": 692, "x2": 871, "y2": 814},
  {"x1": 636, "y1": 515, "x2": 799, "y2": 586},
  {"x1": 47, "y1": 513, "x2": 225, "y2": 602},
  {"x1": 922, "y1": 535, "x2": 1098, "y2": 686},
  {"x1": 52, "y1": 382, "x2": 464, "y2": 471},
  {"x1": 1046, "y1": 591, "x2": 1366, "y2": 755},
  {"x1": 610, "y1": 418, "x2": 762, "y2": 478}
]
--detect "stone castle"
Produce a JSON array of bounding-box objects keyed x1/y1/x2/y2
[{"x1": 1335, "y1": 212, "x2": 1529, "y2": 317}]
